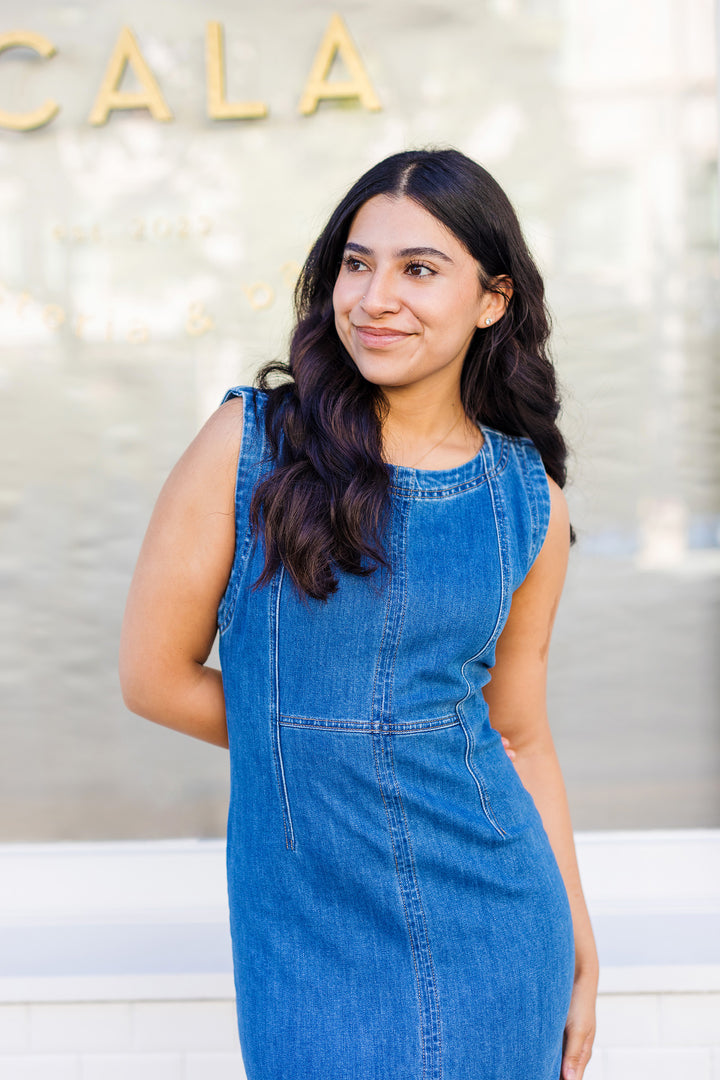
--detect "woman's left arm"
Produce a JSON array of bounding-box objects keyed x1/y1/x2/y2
[{"x1": 483, "y1": 476, "x2": 598, "y2": 1080}]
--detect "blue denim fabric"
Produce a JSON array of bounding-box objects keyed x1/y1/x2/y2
[{"x1": 218, "y1": 386, "x2": 575, "y2": 1080}]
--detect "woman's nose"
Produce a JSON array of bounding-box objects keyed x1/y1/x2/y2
[{"x1": 360, "y1": 271, "x2": 401, "y2": 316}]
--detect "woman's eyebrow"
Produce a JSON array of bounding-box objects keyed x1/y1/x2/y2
[{"x1": 343, "y1": 242, "x2": 454, "y2": 264}]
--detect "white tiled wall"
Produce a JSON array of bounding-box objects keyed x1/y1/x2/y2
[
  {"x1": 593, "y1": 992, "x2": 720, "y2": 1079},
  {"x1": 1, "y1": 992, "x2": 720, "y2": 1079},
  {"x1": 0, "y1": 1001, "x2": 245, "y2": 1079}
]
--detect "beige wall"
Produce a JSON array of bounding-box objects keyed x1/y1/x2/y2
[{"x1": 1, "y1": 0, "x2": 718, "y2": 839}]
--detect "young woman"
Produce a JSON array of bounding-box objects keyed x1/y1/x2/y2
[{"x1": 120, "y1": 148, "x2": 598, "y2": 1080}]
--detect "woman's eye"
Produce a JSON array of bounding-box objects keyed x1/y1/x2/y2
[
  {"x1": 343, "y1": 256, "x2": 366, "y2": 272},
  {"x1": 406, "y1": 262, "x2": 434, "y2": 278}
]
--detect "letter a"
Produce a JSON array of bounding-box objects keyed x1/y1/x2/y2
[
  {"x1": 298, "y1": 13, "x2": 381, "y2": 115},
  {"x1": 88, "y1": 26, "x2": 172, "y2": 126}
]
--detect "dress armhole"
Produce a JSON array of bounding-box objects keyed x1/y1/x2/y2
[
  {"x1": 217, "y1": 385, "x2": 267, "y2": 634},
  {"x1": 519, "y1": 438, "x2": 552, "y2": 573}
]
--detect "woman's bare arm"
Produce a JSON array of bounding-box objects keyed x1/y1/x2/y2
[
  {"x1": 483, "y1": 477, "x2": 598, "y2": 1080},
  {"x1": 118, "y1": 396, "x2": 244, "y2": 748}
]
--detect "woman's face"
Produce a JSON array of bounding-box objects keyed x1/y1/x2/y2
[{"x1": 332, "y1": 194, "x2": 495, "y2": 398}]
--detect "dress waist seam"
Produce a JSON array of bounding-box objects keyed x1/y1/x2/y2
[{"x1": 278, "y1": 713, "x2": 460, "y2": 734}]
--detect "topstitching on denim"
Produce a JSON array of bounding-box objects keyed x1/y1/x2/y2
[
  {"x1": 372, "y1": 731, "x2": 443, "y2": 1080},
  {"x1": 366, "y1": 480, "x2": 443, "y2": 1079},
  {"x1": 278, "y1": 714, "x2": 460, "y2": 734},
  {"x1": 370, "y1": 495, "x2": 409, "y2": 732},
  {"x1": 516, "y1": 436, "x2": 552, "y2": 568},
  {"x1": 389, "y1": 428, "x2": 509, "y2": 499},
  {"x1": 269, "y1": 564, "x2": 296, "y2": 852},
  {"x1": 218, "y1": 387, "x2": 268, "y2": 635},
  {"x1": 447, "y1": 426, "x2": 513, "y2": 839}
]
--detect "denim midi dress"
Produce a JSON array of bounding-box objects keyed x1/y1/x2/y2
[{"x1": 218, "y1": 386, "x2": 575, "y2": 1080}]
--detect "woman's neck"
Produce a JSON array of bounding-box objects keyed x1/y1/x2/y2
[{"x1": 380, "y1": 391, "x2": 483, "y2": 470}]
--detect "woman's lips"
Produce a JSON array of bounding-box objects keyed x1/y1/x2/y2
[{"x1": 354, "y1": 325, "x2": 412, "y2": 347}]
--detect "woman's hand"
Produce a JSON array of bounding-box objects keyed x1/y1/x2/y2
[
  {"x1": 500, "y1": 727, "x2": 598, "y2": 1080},
  {"x1": 562, "y1": 967, "x2": 597, "y2": 1079},
  {"x1": 500, "y1": 735, "x2": 516, "y2": 762}
]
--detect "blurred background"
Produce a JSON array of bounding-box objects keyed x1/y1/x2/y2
[{"x1": 0, "y1": 0, "x2": 718, "y2": 841}]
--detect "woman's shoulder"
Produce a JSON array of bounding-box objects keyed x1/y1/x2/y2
[
  {"x1": 138, "y1": 394, "x2": 247, "y2": 564},
  {"x1": 169, "y1": 393, "x2": 247, "y2": 501}
]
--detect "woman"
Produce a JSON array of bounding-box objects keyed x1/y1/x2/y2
[{"x1": 120, "y1": 148, "x2": 598, "y2": 1080}]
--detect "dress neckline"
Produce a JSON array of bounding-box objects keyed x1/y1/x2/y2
[{"x1": 387, "y1": 424, "x2": 497, "y2": 491}]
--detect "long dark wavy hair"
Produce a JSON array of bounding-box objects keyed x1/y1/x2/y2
[{"x1": 250, "y1": 148, "x2": 571, "y2": 601}]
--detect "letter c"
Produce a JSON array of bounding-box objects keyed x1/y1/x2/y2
[{"x1": 0, "y1": 30, "x2": 59, "y2": 131}]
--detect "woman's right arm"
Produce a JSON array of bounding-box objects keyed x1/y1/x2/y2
[{"x1": 118, "y1": 395, "x2": 245, "y2": 748}]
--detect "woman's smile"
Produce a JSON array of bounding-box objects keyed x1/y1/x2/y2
[{"x1": 352, "y1": 324, "x2": 415, "y2": 347}]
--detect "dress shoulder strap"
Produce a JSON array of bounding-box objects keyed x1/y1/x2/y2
[
  {"x1": 514, "y1": 436, "x2": 552, "y2": 570},
  {"x1": 220, "y1": 384, "x2": 267, "y2": 439},
  {"x1": 488, "y1": 430, "x2": 551, "y2": 586}
]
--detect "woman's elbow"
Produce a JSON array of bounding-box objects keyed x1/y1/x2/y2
[
  {"x1": 118, "y1": 641, "x2": 164, "y2": 721},
  {"x1": 119, "y1": 663, "x2": 152, "y2": 720}
]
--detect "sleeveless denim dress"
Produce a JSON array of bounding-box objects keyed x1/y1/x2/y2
[{"x1": 217, "y1": 386, "x2": 575, "y2": 1080}]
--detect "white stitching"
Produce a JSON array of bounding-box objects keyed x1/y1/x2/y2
[{"x1": 273, "y1": 565, "x2": 296, "y2": 850}]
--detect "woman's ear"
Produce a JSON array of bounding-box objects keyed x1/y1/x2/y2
[
  {"x1": 477, "y1": 276, "x2": 514, "y2": 328},
  {"x1": 495, "y1": 275, "x2": 514, "y2": 311}
]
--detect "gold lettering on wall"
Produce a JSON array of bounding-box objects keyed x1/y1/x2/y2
[
  {"x1": 42, "y1": 303, "x2": 65, "y2": 330},
  {"x1": 51, "y1": 216, "x2": 214, "y2": 242},
  {"x1": 298, "y1": 13, "x2": 381, "y2": 116},
  {"x1": 127, "y1": 322, "x2": 150, "y2": 344},
  {"x1": 280, "y1": 261, "x2": 302, "y2": 289},
  {"x1": 0, "y1": 251, "x2": 309, "y2": 343},
  {"x1": 186, "y1": 301, "x2": 214, "y2": 335},
  {"x1": 74, "y1": 313, "x2": 91, "y2": 337},
  {"x1": 88, "y1": 26, "x2": 172, "y2": 126},
  {"x1": 206, "y1": 22, "x2": 267, "y2": 121},
  {"x1": 0, "y1": 18, "x2": 383, "y2": 130},
  {"x1": 243, "y1": 282, "x2": 275, "y2": 310},
  {"x1": 0, "y1": 30, "x2": 59, "y2": 131}
]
